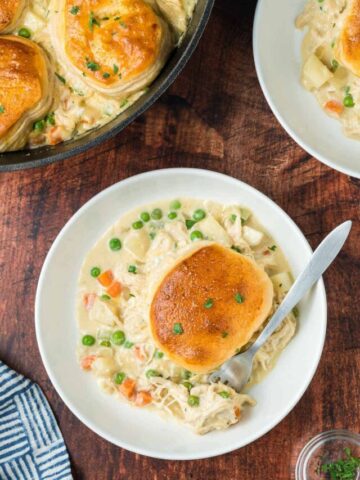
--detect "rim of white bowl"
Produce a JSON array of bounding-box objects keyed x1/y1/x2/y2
[
  {"x1": 35, "y1": 168, "x2": 328, "y2": 460},
  {"x1": 253, "y1": 0, "x2": 359, "y2": 179}
]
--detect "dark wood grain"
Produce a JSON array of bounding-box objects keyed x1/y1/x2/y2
[{"x1": 0, "y1": 1, "x2": 359, "y2": 478}]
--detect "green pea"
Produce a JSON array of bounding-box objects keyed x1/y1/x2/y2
[
  {"x1": 218, "y1": 391, "x2": 230, "y2": 398},
  {"x1": 128, "y1": 265, "x2": 137, "y2": 274},
  {"x1": 170, "y1": 200, "x2": 181, "y2": 210},
  {"x1": 190, "y1": 230, "x2": 203, "y2": 241},
  {"x1": 132, "y1": 220, "x2": 144, "y2": 230},
  {"x1": 173, "y1": 322, "x2": 184, "y2": 334},
  {"x1": 109, "y1": 238, "x2": 122, "y2": 251},
  {"x1": 187, "y1": 395, "x2": 200, "y2": 407},
  {"x1": 182, "y1": 382, "x2": 193, "y2": 391},
  {"x1": 168, "y1": 212, "x2": 177, "y2": 220},
  {"x1": 18, "y1": 27, "x2": 31, "y2": 38},
  {"x1": 45, "y1": 113, "x2": 55, "y2": 126},
  {"x1": 344, "y1": 94, "x2": 355, "y2": 108},
  {"x1": 90, "y1": 267, "x2": 101, "y2": 278},
  {"x1": 111, "y1": 330, "x2": 125, "y2": 345},
  {"x1": 146, "y1": 369, "x2": 161, "y2": 379},
  {"x1": 151, "y1": 208, "x2": 163, "y2": 220},
  {"x1": 140, "y1": 212, "x2": 150, "y2": 222},
  {"x1": 154, "y1": 349, "x2": 164, "y2": 359},
  {"x1": 100, "y1": 340, "x2": 111, "y2": 347},
  {"x1": 193, "y1": 209, "x2": 206, "y2": 221},
  {"x1": 33, "y1": 120, "x2": 45, "y2": 132},
  {"x1": 124, "y1": 340, "x2": 134, "y2": 349},
  {"x1": 82, "y1": 335, "x2": 95, "y2": 346},
  {"x1": 114, "y1": 372, "x2": 126, "y2": 384}
]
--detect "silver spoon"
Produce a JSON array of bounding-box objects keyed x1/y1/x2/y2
[{"x1": 209, "y1": 221, "x2": 352, "y2": 392}]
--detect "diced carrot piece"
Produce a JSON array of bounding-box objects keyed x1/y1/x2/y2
[
  {"x1": 134, "y1": 346, "x2": 146, "y2": 362},
  {"x1": 234, "y1": 407, "x2": 241, "y2": 419},
  {"x1": 119, "y1": 378, "x2": 136, "y2": 399},
  {"x1": 48, "y1": 127, "x2": 63, "y2": 146},
  {"x1": 324, "y1": 100, "x2": 343, "y2": 115},
  {"x1": 135, "y1": 391, "x2": 152, "y2": 407},
  {"x1": 106, "y1": 281, "x2": 122, "y2": 298},
  {"x1": 83, "y1": 293, "x2": 96, "y2": 310},
  {"x1": 81, "y1": 355, "x2": 96, "y2": 370},
  {"x1": 98, "y1": 270, "x2": 113, "y2": 287}
]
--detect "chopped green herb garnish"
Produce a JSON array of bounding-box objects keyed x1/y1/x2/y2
[
  {"x1": 100, "y1": 294, "x2": 111, "y2": 301},
  {"x1": 86, "y1": 60, "x2": 100, "y2": 71},
  {"x1": 102, "y1": 72, "x2": 110, "y2": 79},
  {"x1": 234, "y1": 293, "x2": 245, "y2": 304},
  {"x1": 331, "y1": 59, "x2": 339, "y2": 71},
  {"x1": 173, "y1": 322, "x2": 184, "y2": 334},
  {"x1": 230, "y1": 214, "x2": 237, "y2": 223},
  {"x1": 231, "y1": 245, "x2": 242, "y2": 253},
  {"x1": 204, "y1": 298, "x2": 214, "y2": 309},
  {"x1": 320, "y1": 447, "x2": 360, "y2": 480},
  {"x1": 149, "y1": 232, "x2": 156, "y2": 240},
  {"x1": 182, "y1": 381, "x2": 192, "y2": 391},
  {"x1": 185, "y1": 219, "x2": 197, "y2": 230},
  {"x1": 154, "y1": 349, "x2": 164, "y2": 359},
  {"x1": 221, "y1": 331, "x2": 229, "y2": 338},
  {"x1": 55, "y1": 73, "x2": 66, "y2": 84},
  {"x1": 0, "y1": 105, "x2": 4, "y2": 114},
  {"x1": 113, "y1": 64, "x2": 119, "y2": 74},
  {"x1": 124, "y1": 340, "x2": 134, "y2": 349},
  {"x1": 128, "y1": 265, "x2": 137, "y2": 274},
  {"x1": 100, "y1": 340, "x2": 111, "y2": 347},
  {"x1": 89, "y1": 11, "x2": 100, "y2": 30},
  {"x1": 70, "y1": 5, "x2": 80, "y2": 15},
  {"x1": 268, "y1": 245, "x2": 277, "y2": 251}
]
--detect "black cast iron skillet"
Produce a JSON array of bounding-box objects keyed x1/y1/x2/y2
[{"x1": 0, "y1": 0, "x2": 214, "y2": 172}]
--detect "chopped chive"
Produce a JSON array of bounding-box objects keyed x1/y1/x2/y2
[
  {"x1": 187, "y1": 395, "x2": 200, "y2": 407},
  {"x1": 173, "y1": 322, "x2": 184, "y2": 334},
  {"x1": 55, "y1": 73, "x2": 66, "y2": 84},
  {"x1": 221, "y1": 331, "x2": 228, "y2": 338},
  {"x1": 128, "y1": 265, "x2": 137, "y2": 274},
  {"x1": 70, "y1": 5, "x2": 80, "y2": 14},
  {"x1": 234, "y1": 293, "x2": 244, "y2": 304},
  {"x1": 204, "y1": 298, "x2": 214, "y2": 309},
  {"x1": 100, "y1": 294, "x2": 111, "y2": 301}
]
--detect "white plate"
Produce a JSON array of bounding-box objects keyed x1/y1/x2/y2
[
  {"x1": 35, "y1": 168, "x2": 327, "y2": 460},
  {"x1": 253, "y1": 0, "x2": 360, "y2": 179}
]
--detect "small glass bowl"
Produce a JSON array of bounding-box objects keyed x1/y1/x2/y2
[{"x1": 296, "y1": 430, "x2": 360, "y2": 480}]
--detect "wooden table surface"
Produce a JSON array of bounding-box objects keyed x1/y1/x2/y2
[{"x1": 1, "y1": 0, "x2": 359, "y2": 478}]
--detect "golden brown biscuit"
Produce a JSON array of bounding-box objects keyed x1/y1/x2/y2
[
  {"x1": 0, "y1": 36, "x2": 54, "y2": 152},
  {"x1": 0, "y1": 0, "x2": 26, "y2": 33},
  {"x1": 336, "y1": 0, "x2": 360, "y2": 76},
  {"x1": 49, "y1": 0, "x2": 173, "y2": 96},
  {"x1": 150, "y1": 244, "x2": 274, "y2": 374}
]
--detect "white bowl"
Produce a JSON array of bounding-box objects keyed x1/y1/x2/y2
[
  {"x1": 253, "y1": 0, "x2": 360, "y2": 179},
  {"x1": 35, "y1": 168, "x2": 327, "y2": 460}
]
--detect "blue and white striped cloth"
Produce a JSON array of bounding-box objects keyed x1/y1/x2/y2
[{"x1": 0, "y1": 361, "x2": 72, "y2": 480}]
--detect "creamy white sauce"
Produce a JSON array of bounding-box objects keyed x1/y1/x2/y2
[
  {"x1": 76, "y1": 198, "x2": 297, "y2": 434},
  {"x1": 296, "y1": 0, "x2": 360, "y2": 139}
]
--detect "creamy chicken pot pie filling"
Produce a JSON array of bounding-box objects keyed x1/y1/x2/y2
[
  {"x1": 0, "y1": 0, "x2": 197, "y2": 150},
  {"x1": 297, "y1": 0, "x2": 360, "y2": 138},
  {"x1": 77, "y1": 199, "x2": 297, "y2": 434}
]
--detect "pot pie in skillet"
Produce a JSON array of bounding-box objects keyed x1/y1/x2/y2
[
  {"x1": 0, "y1": 0, "x2": 26, "y2": 33},
  {"x1": 76, "y1": 199, "x2": 297, "y2": 434},
  {"x1": 0, "y1": 0, "x2": 197, "y2": 153},
  {"x1": 0, "y1": 35, "x2": 53, "y2": 152}
]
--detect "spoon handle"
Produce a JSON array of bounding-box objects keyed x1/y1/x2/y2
[{"x1": 246, "y1": 221, "x2": 352, "y2": 357}]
